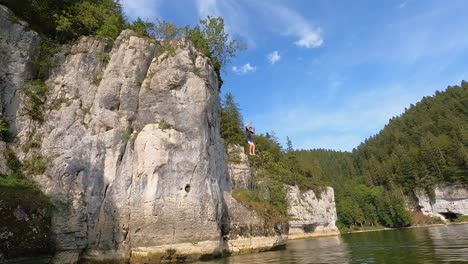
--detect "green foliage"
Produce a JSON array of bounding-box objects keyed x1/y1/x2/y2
[
  {"x1": 2, "y1": 0, "x2": 126, "y2": 42},
  {"x1": 454, "y1": 215, "x2": 468, "y2": 223},
  {"x1": 96, "y1": 13, "x2": 121, "y2": 40},
  {"x1": 21, "y1": 140, "x2": 41, "y2": 152},
  {"x1": 154, "y1": 18, "x2": 184, "y2": 41},
  {"x1": 151, "y1": 17, "x2": 246, "y2": 89},
  {"x1": 20, "y1": 80, "x2": 50, "y2": 123},
  {"x1": 92, "y1": 76, "x2": 102, "y2": 85},
  {"x1": 335, "y1": 183, "x2": 411, "y2": 228},
  {"x1": 128, "y1": 18, "x2": 155, "y2": 38},
  {"x1": 33, "y1": 37, "x2": 61, "y2": 80},
  {"x1": 23, "y1": 154, "x2": 49, "y2": 175},
  {"x1": 5, "y1": 147, "x2": 22, "y2": 174},
  {"x1": 220, "y1": 93, "x2": 244, "y2": 145},
  {"x1": 0, "y1": 118, "x2": 12, "y2": 142},
  {"x1": 159, "y1": 120, "x2": 173, "y2": 130},
  {"x1": 193, "y1": 67, "x2": 202, "y2": 77},
  {"x1": 185, "y1": 16, "x2": 246, "y2": 88},
  {"x1": 353, "y1": 83, "x2": 468, "y2": 193},
  {"x1": 232, "y1": 187, "x2": 287, "y2": 224},
  {"x1": 95, "y1": 51, "x2": 110, "y2": 63},
  {"x1": 121, "y1": 134, "x2": 131, "y2": 141}
]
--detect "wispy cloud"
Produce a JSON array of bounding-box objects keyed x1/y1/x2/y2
[
  {"x1": 232, "y1": 63, "x2": 256, "y2": 75},
  {"x1": 260, "y1": 3, "x2": 323, "y2": 48},
  {"x1": 251, "y1": 83, "x2": 426, "y2": 151},
  {"x1": 267, "y1": 51, "x2": 281, "y2": 64},
  {"x1": 398, "y1": 2, "x2": 407, "y2": 9},
  {"x1": 195, "y1": 0, "x2": 323, "y2": 49},
  {"x1": 121, "y1": 0, "x2": 161, "y2": 21}
]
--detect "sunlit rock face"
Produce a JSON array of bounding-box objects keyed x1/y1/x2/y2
[
  {"x1": 227, "y1": 144, "x2": 252, "y2": 190},
  {"x1": 287, "y1": 186, "x2": 339, "y2": 239},
  {"x1": 0, "y1": 5, "x2": 289, "y2": 263},
  {"x1": 415, "y1": 186, "x2": 468, "y2": 220}
]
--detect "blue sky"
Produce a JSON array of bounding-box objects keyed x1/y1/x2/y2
[{"x1": 121, "y1": 0, "x2": 468, "y2": 151}]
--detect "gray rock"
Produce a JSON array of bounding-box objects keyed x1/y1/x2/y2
[
  {"x1": 287, "y1": 186, "x2": 339, "y2": 239},
  {"x1": 414, "y1": 185, "x2": 468, "y2": 220},
  {"x1": 0, "y1": 4, "x2": 40, "y2": 136},
  {"x1": 227, "y1": 144, "x2": 252, "y2": 189}
]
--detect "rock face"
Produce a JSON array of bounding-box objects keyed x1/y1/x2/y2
[
  {"x1": 0, "y1": 5, "x2": 288, "y2": 263},
  {"x1": 415, "y1": 186, "x2": 468, "y2": 220},
  {"x1": 287, "y1": 186, "x2": 339, "y2": 239},
  {"x1": 227, "y1": 144, "x2": 251, "y2": 189},
  {"x1": 0, "y1": 5, "x2": 40, "y2": 133}
]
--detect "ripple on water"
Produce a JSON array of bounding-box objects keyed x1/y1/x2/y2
[{"x1": 196, "y1": 224, "x2": 468, "y2": 264}]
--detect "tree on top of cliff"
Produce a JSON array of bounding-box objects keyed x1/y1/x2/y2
[
  {"x1": 185, "y1": 16, "x2": 246, "y2": 75},
  {"x1": 220, "y1": 93, "x2": 244, "y2": 145},
  {"x1": 153, "y1": 16, "x2": 247, "y2": 88}
]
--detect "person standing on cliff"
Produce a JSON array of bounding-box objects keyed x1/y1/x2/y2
[{"x1": 244, "y1": 122, "x2": 256, "y2": 155}]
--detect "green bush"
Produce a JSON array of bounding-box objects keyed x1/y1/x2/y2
[
  {"x1": 20, "y1": 80, "x2": 50, "y2": 123},
  {"x1": 0, "y1": 118, "x2": 12, "y2": 142},
  {"x1": 92, "y1": 76, "x2": 102, "y2": 85},
  {"x1": 95, "y1": 51, "x2": 110, "y2": 63},
  {"x1": 159, "y1": 120, "x2": 173, "y2": 130},
  {"x1": 23, "y1": 154, "x2": 49, "y2": 175},
  {"x1": 193, "y1": 67, "x2": 202, "y2": 77}
]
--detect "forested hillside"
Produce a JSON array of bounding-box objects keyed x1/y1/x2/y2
[
  {"x1": 220, "y1": 82, "x2": 467, "y2": 231},
  {"x1": 296, "y1": 82, "x2": 468, "y2": 229},
  {"x1": 354, "y1": 82, "x2": 468, "y2": 197}
]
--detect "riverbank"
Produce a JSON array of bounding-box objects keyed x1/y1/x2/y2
[{"x1": 340, "y1": 221, "x2": 468, "y2": 235}]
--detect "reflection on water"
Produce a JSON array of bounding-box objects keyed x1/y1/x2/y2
[{"x1": 197, "y1": 224, "x2": 468, "y2": 264}]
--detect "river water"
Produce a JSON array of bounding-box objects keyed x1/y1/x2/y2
[{"x1": 198, "y1": 224, "x2": 468, "y2": 264}]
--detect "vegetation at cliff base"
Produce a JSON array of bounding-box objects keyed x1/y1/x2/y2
[{"x1": 221, "y1": 93, "x2": 324, "y2": 221}]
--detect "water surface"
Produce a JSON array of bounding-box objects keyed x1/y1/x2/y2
[{"x1": 198, "y1": 224, "x2": 468, "y2": 264}]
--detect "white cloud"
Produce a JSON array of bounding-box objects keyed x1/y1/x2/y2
[
  {"x1": 294, "y1": 30, "x2": 323, "y2": 48},
  {"x1": 260, "y1": 3, "x2": 323, "y2": 48},
  {"x1": 267, "y1": 51, "x2": 281, "y2": 64},
  {"x1": 121, "y1": 0, "x2": 161, "y2": 21},
  {"x1": 232, "y1": 63, "x2": 256, "y2": 75},
  {"x1": 195, "y1": 0, "x2": 323, "y2": 49}
]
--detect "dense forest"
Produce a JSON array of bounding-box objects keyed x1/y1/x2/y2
[{"x1": 221, "y1": 82, "x2": 468, "y2": 230}]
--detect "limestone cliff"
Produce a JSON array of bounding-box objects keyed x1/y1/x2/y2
[
  {"x1": 287, "y1": 186, "x2": 339, "y2": 239},
  {"x1": 0, "y1": 5, "x2": 287, "y2": 263},
  {"x1": 413, "y1": 185, "x2": 468, "y2": 220},
  {"x1": 227, "y1": 144, "x2": 251, "y2": 190},
  {"x1": 226, "y1": 144, "x2": 339, "y2": 240}
]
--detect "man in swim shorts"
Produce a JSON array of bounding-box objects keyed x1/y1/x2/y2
[{"x1": 244, "y1": 121, "x2": 256, "y2": 155}]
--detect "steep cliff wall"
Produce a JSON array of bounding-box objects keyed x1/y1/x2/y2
[
  {"x1": 226, "y1": 144, "x2": 339, "y2": 240},
  {"x1": 227, "y1": 144, "x2": 251, "y2": 190},
  {"x1": 287, "y1": 186, "x2": 339, "y2": 239},
  {"x1": 414, "y1": 186, "x2": 468, "y2": 220},
  {"x1": 0, "y1": 5, "x2": 287, "y2": 263}
]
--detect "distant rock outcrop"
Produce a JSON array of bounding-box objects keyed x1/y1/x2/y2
[
  {"x1": 287, "y1": 186, "x2": 339, "y2": 239},
  {"x1": 414, "y1": 185, "x2": 468, "y2": 220}
]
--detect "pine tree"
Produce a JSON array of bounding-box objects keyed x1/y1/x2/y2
[{"x1": 220, "y1": 93, "x2": 244, "y2": 145}]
